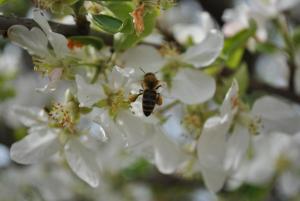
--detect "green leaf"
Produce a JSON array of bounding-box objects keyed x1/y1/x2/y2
[
  {"x1": 233, "y1": 63, "x2": 249, "y2": 95},
  {"x1": 0, "y1": 0, "x2": 8, "y2": 5},
  {"x1": 105, "y1": 2, "x2": 134, "y2": 19},
  {"x1": 121, "y1": 158, "x2": 153, "y2": 180},
  {"x1": 114, "y1": 10, "x2": 157, "y2": 51},
  {"x1": 220, "y1": 184, "x2": 269, "y2": 201},
  {"x1": 222, "y1": 21, "x2": 257, "y2": 69},
  {"x1": 106, "y1": 2, "x2": 135, "y2": 34},
  {"x1": 0, "y1": 87, "x2": 15, "y2": 102},
  {"x1": 68, "y1": 36, "x2": 104, "y2": 49},
  {"x1": 226, "y1": 48, "x2": 244, "y2": 69},
  {"x1": 292, "y1": 27, "x2": 300, "y2": 48},
  {"x1": 215, "y1": 63, "x2": 249, "y2": 103},
  {"x1": 255, "y1": 42, "x2": 278, "y2": 53},
  {"x1": 92, "y1": 14, "x2": 123, "y2": 33},
  {"x1": 119, "y1": 18, "x2": 134, "y2": 34}
]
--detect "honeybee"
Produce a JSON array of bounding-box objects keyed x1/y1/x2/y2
[{"x1": 129, "y1": 71, "x2": 163, "y2": 117}]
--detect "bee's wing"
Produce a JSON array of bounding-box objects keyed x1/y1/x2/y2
[{"x1": 158, "y1": 81, "x2": 177, "y2": 101}]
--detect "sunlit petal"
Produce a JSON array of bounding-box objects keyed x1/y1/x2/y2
[
  {"x1": 120, "y1": 45, "x2": 165, "y2": 72},
  {"x1": 10, "y1": 127, "x2": 60, "y2": 164},
  {"x1": 153, "y1": 128, "x2": 186, "y2": 174},
  {"x1": 197, "y1": 116, "x2": 230, "y2": 192},
  {"x1": 169, "y1": 68, "x2": 215, "y2": 104},
  {"x1": 75, "y1": 75, "x2": 104, "y2": 107},
  {"x1": 64, "y1": 138, "x2": 100, "y2": 187},
  {"x1": 181, "y1": 29, "x2": 223, "y2": 68},
  {"x1": 8, "y1": 25, "x2": 49, "y2": 57}
]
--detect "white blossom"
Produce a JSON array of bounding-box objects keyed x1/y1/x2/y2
[
  {"x1": 9, "y1": 105, "x2": 101, "y2": 187},
  {"x1": 119, "y1": 43, "x2": 220, "y2": 104},
  {"x1": 158, "y1": 0, "x2": 216, "y2": 45},
  {"x1": 196, "y1": 81, "x2": 252, "y2": 192},
  {"x1": 229, "y1": 131, "x2": 300, "y2": 198},
  {"x1": 255, "y1": 53, "x2": 289, "y2": 89},
  {"x1": 8, "y1": 9, "x2": 69, "y2": 91},
  {"x1": 222, "y1": 3, "x2": 268, "y2": 41},
  {"x1": 247, "y1": 0, "x2": 300, "y2": 18},
  {"x1": 75, "y1": 66, "x2": 154, "y2": 147}
]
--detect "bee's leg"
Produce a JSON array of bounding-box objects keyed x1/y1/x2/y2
[
  {"x1": 156, "y1": 93, "x2": 163, "y2": 105},
  {"x1": 129, "y1": 92, "x2": 142, "y2": 103}
]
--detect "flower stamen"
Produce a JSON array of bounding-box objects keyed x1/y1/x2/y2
[{"x1": 48, "y1": 103, "x2": 76, "y2": 133}]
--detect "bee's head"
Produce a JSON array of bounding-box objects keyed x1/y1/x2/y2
[
  {"x1": 143, "y1": 72, "x2": 158, "y2": 89},
  {"x1": 144, "y1": 72, "x2": 155, "y2": 78}
]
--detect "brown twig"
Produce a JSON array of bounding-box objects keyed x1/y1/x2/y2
[{"x1": 249, "y1": 80, "x2": 300, "y2": 104}]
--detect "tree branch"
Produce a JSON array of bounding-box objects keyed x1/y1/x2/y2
[
  {"x1": 0, "y1": 15, "x2": 113, "y2": 45},
  {"x1": 246, "y1": 49, "x2": 300, "y2": 104},
  {"x1": 249, "y1": 80, "x2": 300, "y2": 104}
]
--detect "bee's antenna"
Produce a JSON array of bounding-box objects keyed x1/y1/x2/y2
[
  {"x1": 154, "y1": 71, "x2": 159, "y2": 74},
  {"x1": 139, "y1": 67, "x2": 146, "y2": 74}
]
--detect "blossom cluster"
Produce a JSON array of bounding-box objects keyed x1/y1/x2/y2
[{"x1": 1, "y1": 0, "x2": 300, "y2": 200}]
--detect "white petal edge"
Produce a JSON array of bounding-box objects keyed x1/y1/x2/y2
[
  {"x1": 181, "y1": 29, "x2": 224, "y2": 68},
  {"x1": 169, "y1": 68, "x2": 216, "y2": 104},
  {"x1": 252, "y1": 96, "x2": 295, "y2": 120},
  {"x1": 153, "y1": 128, "x2": 186, "y2": 174},
  {"x1": 197, "y1": 116, "x2": 230, "y2": 192},
  {"x1": 8, "y1": 25, "x2": 49, "y2": 57},
  {"x1": 225, "y1": 125, "x2": 250, "y2": 173},
  {"x1": 75, "y1": 75, "x2": 104, "y2": 107},
  {"x1": 64, "y1": 138, "x2": 99, "y2": 187},
  {"x1": 117, "y1": 111, "x2": 152, "y2": 147},
  {"x1": 10, "y1": 127, "x2": 60, "y2": 164},
  {"x1": 120, "y1": 45, "x2": 165, "y2": 73},
  {"x1": 13, "y1": 106, "x2": 48, "y2": 127},
  {"x1": 220, "y1": 80, "x2": 239, "y2": 118},
  {"x1": 33, "y1": 9, "x2": 69, "y2": 57},
  {"x1": 33, "y1": 9, "x2": 52, "y2": 34}
]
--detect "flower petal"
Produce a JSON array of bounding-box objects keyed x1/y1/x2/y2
[
  {"x1": 10, "y1": 127, "x2": 60, "y2": 164},
  {"x1": 64, "y1": 138, "x2": 99, "y2": 187},
  {"x1": 36, "y1": 68, "x2": 63, "y2": 92},
  {"x1": 251, "y1": 96, "x2": 300, "y2": 134},
  {"x1": 153, "y1": 128, "x2": 186, "y2": 174},
  {"x1": 33, "y1": 9, "x2": 52, "y2": 34},
  {"x1": 181, "y1": 29, "x2": 223, "y2": 68},
  {"x1": 108, "y1": 66, "x2": 134, "y2": 90},
  {"x1": 75, "y1": 75, "x2": 104, "y2": 107},
  {"x1": 169, "y1": 68, "x2": 215, "y2": 104},
  {"x1": 220, "y1": 80, "x2": 239, "y2": 119},
  {"x1": 255, "y1": 54, "x2": 289, "y2": 88},
  {"x1": 225, "y1": 125, "x2": 250, "y2": 172},
  {"x1": 13, "y1": 106, "x2": 48, "y2": 127},
  {"x1": 276, "y1": 0, "x2": 300, "y2": 11},
  {"x1": 120, "y1": 45, "x2": 165, "y2": 72},
  {"x1": 252, "y1": 96, "x2": 295, "y2": 120},
  {"x1": 171, "y1": 12, "x2": 215, "y2": 44},
  {"x1": 33, "y1": 9, "x2": 69, "y2": 57},
  {"x1": 48, "y1": 32, "x2": 69, "y2": 57},
  {"x1": 117, "y1": 111, "x2": 152, "y2": 147},
  {"x1": 278, "y1": 171, "x2": 300, "y2": 198},
  {"x1": 8, "y1": 25, "x2": 49, "y2": 57},
  {"x1": 197, "y1": 116, "x2": 230, "y2": 192}
]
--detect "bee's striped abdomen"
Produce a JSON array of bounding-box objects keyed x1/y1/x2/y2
[{"x1": 142, "y1": 89, "x2": 156, "y2": 116}]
